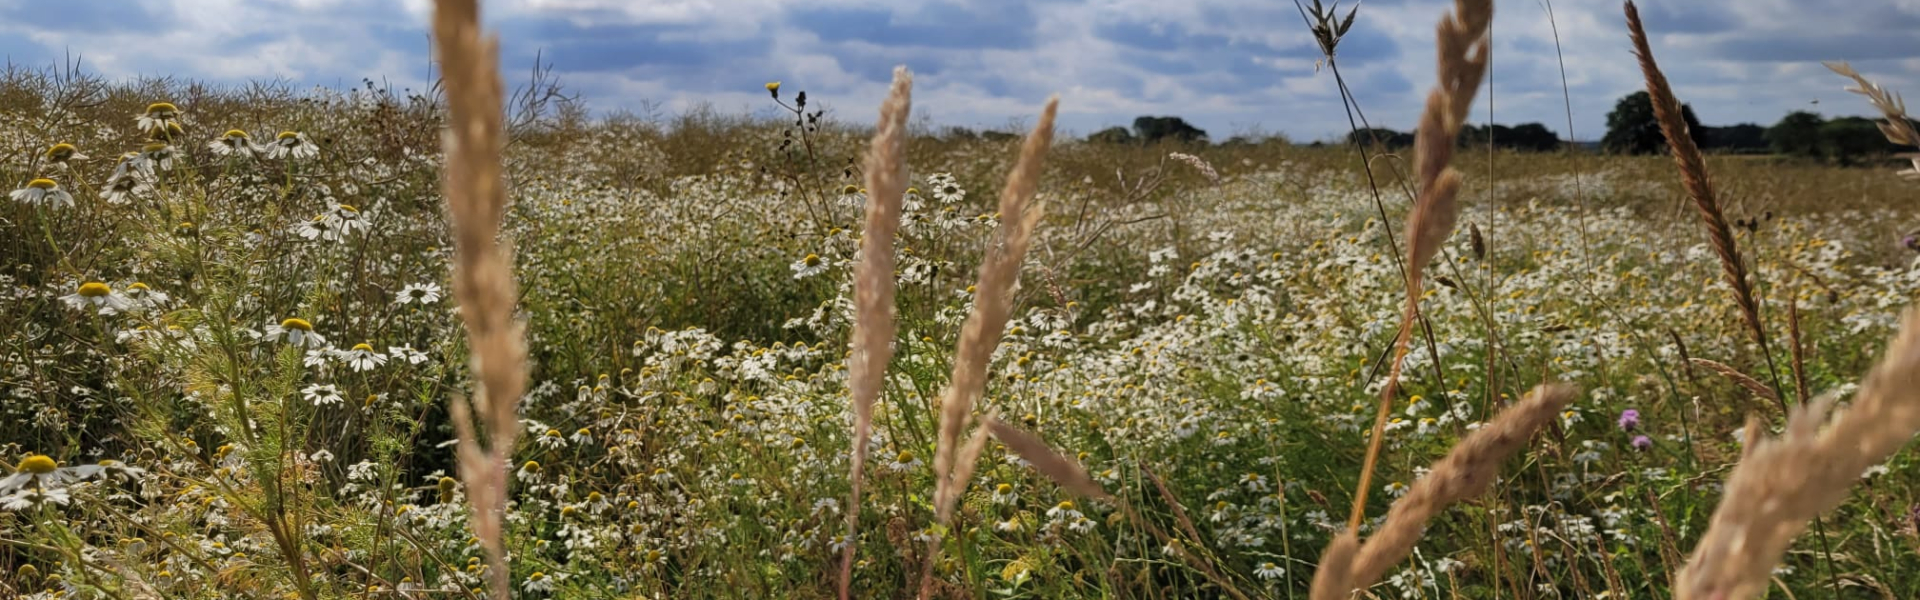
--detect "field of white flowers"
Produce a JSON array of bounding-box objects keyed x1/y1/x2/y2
[{"x1": 3, "y1": 65, "x2": 1920, "y2": 599}]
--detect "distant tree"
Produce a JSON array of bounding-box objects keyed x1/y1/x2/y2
[
  {"x1": 1086, "y1": 126, "x2": 1135, "y2": 145},
  {"x1": 1766, "y1": 111, "x2": 1825, "y2": 158},
  {"x1": 1820, "y1": 116, "x2": 1888, "y2": 165},
  {"x1": 1602, "y1": 91, "x2": 1705, "y2": 155},
  {"x1": 1460, "y1": 123, "x2": 1560, "y2": 152},
  {"x1": 1700, "y1": 123, "x2": 1767, "y2": 153},
  {"x1": 1132, "y1": 116, "x2": 1208, "y2": 144},
  {"x1": 981, "y1": 130, "x2": 1020, "y2": 143},
  {"x1": 943, "y1": 126, "x2": 980, "y2": 142},
  {"x1": 1347, "y1": 127, "x2": 1414, "y2": 148}
]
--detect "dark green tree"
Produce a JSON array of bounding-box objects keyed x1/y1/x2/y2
[
  {"x1": 1347, "y1": 127, "x2": 1414, "y2": 148},
  {"x1": 1086, "y1": 126, "x2": 1135, "y2": 145},
  {"x1": 1820, "y1": 116, "x2": 1888, "y2": 165},
  {"x1": 1701, "y1": 123, "x2": 1767, "y2": 153},
  {"x1": 1602, "y1": 91, "x2": 1705, "y2": 155},
  {"x1": 1132, "y1": 116, "x2": 1208, "y2": 144},
  {"x1": 1766, "y1": 111, "x2": 1826, "y2": 158}
]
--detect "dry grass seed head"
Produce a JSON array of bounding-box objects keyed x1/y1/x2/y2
[
  {"x1": 840, "y1": 65, "x2": 913, "y2": 600},
  {"x1": 1678, "y1": 307, "x2": 1920, "y2": 600}
]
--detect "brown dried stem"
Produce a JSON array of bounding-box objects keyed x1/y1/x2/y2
[
  {"x1": 839, "y1": 66, "x2": 913, "y2": 600},
  {"x1": 1350, "y1": 0, "x2": 1491, "y2": 532},
  {"x1": 1315, "y1": 384, "x2": 1577, "y2": 600},
  {"x1": 432, "y1": 0, "x2": 527, "y2": 597},
  {"x1": 1677, "y1": 307, "x2": 1920, "y2": 600}
]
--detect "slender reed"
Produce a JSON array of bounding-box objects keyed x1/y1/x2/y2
[
  {"x1": 1677, "y1": 307, "x2": 1920, "y2": 600},
  {"x1": 919, "y1": 96, "x2": 1058, "y2": 598},
  {"x1": 839, "y1": 66, "x2": 913, "y2": 600},
  {"x1": 1823, "y1": 61, "x2": 1920, "y2": 181},
  {"x1": 1349, "y1": 0, "x2": 1491, "y2": 532},
  {"x1": 432, "y1": 1, "x2": 527, "y2": 597},
  {"x1": 1623, "y1": 1, "x2": 1782, "y2": 410},
  {"x1": 1314, "y1": 384, "x2": 1578, "y2": 600}
]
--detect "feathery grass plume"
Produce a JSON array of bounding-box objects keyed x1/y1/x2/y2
[
  {"x1": 1823, "y1": 61, "x2": 1920, "y2": 181},
  {"x1": 433, "y1": 1, "x2": 527, "y2": 597},
  {"x1": 1689, "y1": 358, "x2": 1780, "y2": 403},
  {"x1": 1677, "y1": 307, "x2": 1920, "y2": 600},
  {"x1": 1350, "y1": 0, "x2": 1491, "y2": 532},
  {"x1": 919, "y1": 96, "x2": 1056, "y2": 599},
  {"x1": 930, "y1": 96, "x2": 1058, "y2": 523},
  {"x1": 838, "y1": 66, "x2": 912, "y2": 600},
  {"x1": 982, "y1": 416, "x2": 1109, "y2": 501},
  {"x1": 1624, "y1": 1, "x2": 1767, "y2": 367},
  {"x1": 1314, "y1": 384, "x2": 1578, "y2": 600}
]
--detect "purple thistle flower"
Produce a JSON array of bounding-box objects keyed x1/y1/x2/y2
[
  {"x1": 1618, "y1": 409, "x2": 1641, "y2": 432},
  {"x1": 1632, "y1": 435, "x2": 1653, "y2": 451}
]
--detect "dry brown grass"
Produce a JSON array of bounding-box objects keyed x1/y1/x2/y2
[
  {"x1": 431, "y1": 1, "x2": 528, "y2": 597},
  {"x1": 1824, "y1": 62, "x2": 1920, "y2": 182},
  {"x1": 1349, "y1": 0, "x2": 1491, "y2": 532},
  {"x1": 1313, "y1": 383, "x2": 1577, "y2": 600},
  {"x1": 839, "y1": 66, "x2": 914, "y2": 600},
  {"x1": 1625, "y1": 0, "x2": 1776, "y2": 400},
  {"x1": 1677, "y1": 307, "x2": 1920, "y2": 600},
  {"x1": 917, "y1": 96, "x2": 1058, "y2": 598}
]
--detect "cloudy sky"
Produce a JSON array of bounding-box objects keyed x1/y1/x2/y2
[{"x1": 2, "y1": 0, "x2": 1914, "y2": 142}]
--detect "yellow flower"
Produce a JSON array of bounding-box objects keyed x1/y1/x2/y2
[
  {"x1": 77, "y1": 282, "x2": 111, "y2": 297},
  {"x1": 18, "y1": 454, "x2": 57, "y2": 474},
  {"x1": 280, "y1": 318, "x2": 314, "y2": 332},
  {"x1": 765, "y1": 81, "x2": 781, "y2": 96}
]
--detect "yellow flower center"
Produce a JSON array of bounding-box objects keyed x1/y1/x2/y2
[
  {"x1": 996, "y1": 483, "x2": 1012, "y2": 494},
  {"x1": 145, "y1": 102, "x2": 178, "y2": 115},
  {"x1": 765, "y1": 81, "x2": 780, "y2": 91},
  {"x1": 142, "y1": 142, "x2": 170, "y2": 153},
  {"x1": 129, "y1": 282, "x2": 150, "y2": 291},
  {"x1": 19, "y1": 454, "x2": 57, "y2": 474},
  {"x1": 803, "y1": 253, "x2": 822, "y2": 267},
  {"x1": 46, "y1": 143, "x2": 77, "y2": 159},
  {"x1": 841, "y1": 184, "x2": 858, "y2": 194},
  {"x1": 351, "y1": 343, "x2": 373, "y2": 352},
  {"x1": 522, "y1": 461, "x2": 541, "y2": 472},
  {"x1": 77, "y1": 282, "x2": 111, "y2": 297},
  {"x1": 27, "y1": 178, "x2": 56, "y2": 190},
  {"x1": 336, "y1": 204, "x2": 358, "y2": 214},
  {"x1": 223, "y1": 129, "x2": 249, "y2": 139},
  {"x1": 439, "y1": 477, "x2": 458, "y2": 492},
  {"x1": 1057, "y1": 501, "x2": 1074, "y2": 510},
  {"x1": 896, "y1": 451, "x2": 914, "y2": 463},
  {"x1": 277, "y1": 131, "x2": 300, "y2": 140},
  {"x1": 280, "y1": 318, "x2": 314, "y2": 332}
]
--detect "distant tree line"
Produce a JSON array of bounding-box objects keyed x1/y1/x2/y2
[
  {"x1": 1602, "y1": 91, "x2": 1913, "y2": 164},
  {"x1": 984, "y1": 95, "x2": 1913, "y2": 164}
]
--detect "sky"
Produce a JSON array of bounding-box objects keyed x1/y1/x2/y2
[{"x1": 1, "y1": 0, "x2": 1915, "y2": 142}]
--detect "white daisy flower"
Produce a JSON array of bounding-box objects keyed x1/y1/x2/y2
[
  {"x1": 44, "y1": 143, "x2": 87, "y2": 167},
  {"x1": 101, "y1": 154, "x2": 154, "y2": 204},
  {"x1": 387, "y1": 345, "x2": 430, "y2": 365},
  {"x1": 61, "y1": 282, "x2": 131, "y2": 314},
  {"x1": 330, "y1": 202, "x2": 369, "y2": 235},
  {"x1": 790, "y1": 253, "x2": 828, "y2": 279},
  {"x1": 522, "y1": 571, "x2": 554, "y2": 593},
  {"x1": 337, "y1": 343, "x2": 386, "y2": 372},
  {"x1": 265, "y1": 317, "x2": 327, "y2": 348},
  {"x1": 11, "y1": 178, "x2": 74, "y2": 208},
  {"x1": 135, "y1": 102, "x2": 181, "y2": 136},
  {"x1": 395, "y1": 282, "x2": 442, "y2": 305},
  {"x1": 266, "y1": 131, "x2": 319, "y2": 159},
  {"x1": 1254, "y1": 562, "x2": 1285, "y2": 580},
  {"x1": 139, "y1": 142, "x2": 178, "y2": 172},
  {"x1": 209, "y1": 129, "x2": 258, "y2": 157},
  {"x1": 295, "y1": 214, "x2": 343, "y2": 243},
  {"x1": 301, "y1": 384, "x2": 344, "y2": 407},
  {"x1": 886, "y1": 450, "x2": 920, "y2": 472},
  {"x1": 121, "y1": 282, "x2": 170, "y2": 312}
]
